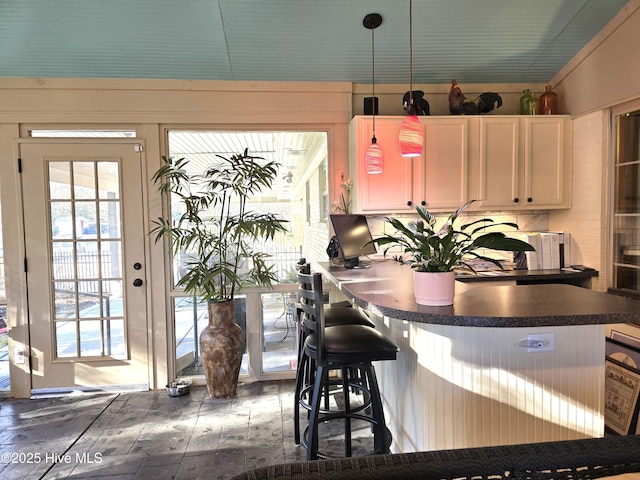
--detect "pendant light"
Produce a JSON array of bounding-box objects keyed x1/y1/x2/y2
[
  {"x1": 363, "y1": 13, "x2": 384, "y2": 174},
  {"x1": 399, "y1": 0, "x2": 423, "y2": 157}
]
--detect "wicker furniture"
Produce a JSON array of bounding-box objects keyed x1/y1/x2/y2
[{"x1": 230, "y1": 435, "x2": 640, "y2": 480}]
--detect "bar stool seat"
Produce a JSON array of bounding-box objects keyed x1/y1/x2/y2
[
  {"x1": 305, "y1": 325, "x2": 397, "y2": 363},
  {"x1": 325, "y1": 307, "x2": 375, "y2": 328}
]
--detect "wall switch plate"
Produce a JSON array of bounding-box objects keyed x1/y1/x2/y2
[
  {"x1": 15, "y1": 348, "x2": 25, "y2": 364},
  {"x1": 527, "y1": 333, "x2": 555, "y2": 352}
]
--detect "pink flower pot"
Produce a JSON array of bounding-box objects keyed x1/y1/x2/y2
[{"x1": 413, "y1": 270, "x2": 456, "y2": 306}]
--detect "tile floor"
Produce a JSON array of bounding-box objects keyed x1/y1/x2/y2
[{"x1": 0, "y1": 380, "x2": 309, "y2": 479}]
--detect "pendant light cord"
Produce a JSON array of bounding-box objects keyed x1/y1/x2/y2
[
  {"x1": 408, "y1": 0, "x2": 414, "y2": 113},
  {"x1": 371, "y1": 21, "x2": 376, "y2": 140}
]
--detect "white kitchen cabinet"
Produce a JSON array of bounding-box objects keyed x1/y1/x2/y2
[
  {"x1": 349, "y1": 116, "x2": 468, "y2": 214},
  {"x1": 475, "y1": 116, "x2": 571, "y2": 210},
  {"x1": 350, "y1": 115, "x2": 571, "y2": 214},
  {"x1": 349, "y1": 116, "x2": 416, "y2": 213}
]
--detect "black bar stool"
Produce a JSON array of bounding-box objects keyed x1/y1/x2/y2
[
  {"x1": 295, "y1": 269, "x2": 398, "y2": 460},
  {"x1": 293, "y1": 262, "x2": 376, "y2": 445}
]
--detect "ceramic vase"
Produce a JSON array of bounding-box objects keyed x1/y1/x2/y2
[
  {"x1": 200, "y1": 300, "x2": 244, "y2": 398},
  {"x1": 413, "y1": 270, "x2": 456, "y2": 306}
]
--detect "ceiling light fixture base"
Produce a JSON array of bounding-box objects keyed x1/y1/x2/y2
[{"x1": 363, "y1": 13, "x2": 383, "y2": 30}]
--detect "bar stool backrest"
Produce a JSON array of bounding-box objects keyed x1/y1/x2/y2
[{"x1": 297, "y1": 266, "x2": 326, "y2": 365}]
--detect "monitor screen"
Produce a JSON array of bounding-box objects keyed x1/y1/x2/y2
[{"x1": 329, "y1": 214, "x2": 377, "y2": 268}]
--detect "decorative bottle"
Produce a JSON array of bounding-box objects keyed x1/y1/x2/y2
[
  {"x1": 519, "y1": 89, "x2": 532, "y2": 115},
  {"x1": 527, "y1": 93, "x2": 540, "y2": 115},
  {"x1": 540, "y1": 85, "x2": 558, "y2": 115}
]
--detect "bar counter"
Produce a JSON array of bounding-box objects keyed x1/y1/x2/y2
[
  {"x1": 315, "y1": 260, "x2": 640, "y2": 453},
  {"x1": 316, "y1": 260, "x2": 638, "y2": 327}
]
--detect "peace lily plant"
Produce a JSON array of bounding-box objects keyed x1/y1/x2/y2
[
  {"x1": 369, "y1": 200, "x2": 534, "y2": 306},
  {"x1": 370, "y1": 200, "x2": 534, "y2": 273}
]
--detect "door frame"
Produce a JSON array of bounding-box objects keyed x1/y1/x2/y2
[{"x1": 10, "y1": 137, "x2": 158, "y2": 396}]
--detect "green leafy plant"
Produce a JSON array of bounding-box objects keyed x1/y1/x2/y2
[
  {"x1": 370, "y1": 200, "x2": 534, "y2": 273},
  {"x1": 151, "y1": 149, "x2": 289, "y2": 303}
]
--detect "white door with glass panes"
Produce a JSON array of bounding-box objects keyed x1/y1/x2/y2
[{"x1": 20, "y1": 142, "x2": 149, "y2": 392}]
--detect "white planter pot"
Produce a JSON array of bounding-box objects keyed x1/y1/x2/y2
[{"x1": 413, "y1": 270, "x2": 456, "y2": 306}]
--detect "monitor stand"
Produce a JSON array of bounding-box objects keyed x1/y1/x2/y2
[{"x1": 343, "y1": 257, "x2": 371, "y2": 269}]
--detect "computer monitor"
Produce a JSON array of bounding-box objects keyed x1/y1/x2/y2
[{"x1": 329, "y1": 214, "x2": 377, "y2": 269}]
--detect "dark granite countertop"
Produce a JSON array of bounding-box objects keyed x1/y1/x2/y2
[
  {"x1": 455, "y1": 267, "x2": 598, "y2": 283},
  {"x1": 316, "y1": 261, "x2": 640, "y2": 328}
]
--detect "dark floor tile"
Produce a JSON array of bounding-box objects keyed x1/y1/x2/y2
[{"x1": 1, "y1": 380, "x2": 322, "y2": 479}]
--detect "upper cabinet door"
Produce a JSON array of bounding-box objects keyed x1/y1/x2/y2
[
  {"x1": 350, "y1": 116, "x2": 416, "y2": 213},
  {"x1": 523, "y1": 117, "x2": 569, "y2": 208},
  {"x1": 421, "y1": 117, "x2": 468, "y2": 210},
  {"x1": 477, "y1": 117, "x2": 520, "y2": 209},
  {"x1": 475, "y1": 116, "x2": 571, "y2": 210}
]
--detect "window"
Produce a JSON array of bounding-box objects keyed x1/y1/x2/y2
[
  {"x1": 165, "y1": 130, "x2": 329, "y2": 378},
  {"x1": 612, "y1": 108, "x2": 640, "y2": 296}
]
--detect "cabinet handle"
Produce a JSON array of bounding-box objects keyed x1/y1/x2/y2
[
  {"x1": 513, "y1": 198, "x2": 520, "y2": 203},
  {"x1": 407, "y1": 201, "x2": 413, "y2": 207},
  {"x1": 421, "y1": 201, "x2": 426, "y2": 206},
  {"x1": 527, "y1": 197, "x2": 533, "y2": 203}
]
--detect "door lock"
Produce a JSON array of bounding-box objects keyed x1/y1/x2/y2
[{"x1": 133, "y1": 278, "x2": 143, "y2": 287}]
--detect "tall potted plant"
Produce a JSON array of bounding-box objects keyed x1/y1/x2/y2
[
  {"x1": 152, "y1": 149, "x2": 288, "y2": 398},
  {"x1": 370, "y1": 200, "x2": 534, "y2": 306}
]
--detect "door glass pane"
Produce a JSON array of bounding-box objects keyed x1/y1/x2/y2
[
  {"x1": 78, "y1": 202, "x2": 98, "y2": 239},
  {"x1": 615, "y1": 164, "x2": 640, "y2": 214},
  {"x1": 98, "y1": 162, "x2": 120, "y2": 199},
  {"x1": 77, "y1": 242, "x2": 98, "y2": 279},
  {"x1": 73, "y1": 162, "x2": 96, "y2": 199},
  {"x1": 48, "y1": 160, "x2": 126, "y2": 359},
  {"x1": 56, "y1": 321, "x2": 77, "y2": 357},
  {"x1": 49, "y1": 163, "x2": 72, "y2": 199},
  {"x1": 614, "y1": 216, "x2": 640, "y2": 267},
  {"x1": 99, "y1": 201, "x2": 121, "y2": 239},
  {"x1": 104, "y1": 319, "x2": 125, "y2": 356},
  {"x1": 79, "y1": 320, "x2": 102, "y2": 356},
  {"x1": 54, "y1": 283, "x2": 76, "y2": 318},
  {"x1": 52, "y1": 245, "x2": 75, "y2": 279}
]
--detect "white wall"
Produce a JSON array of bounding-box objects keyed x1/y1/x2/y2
[{"x1": 549, "y1": 112, "x2": 609, "y2": 292}]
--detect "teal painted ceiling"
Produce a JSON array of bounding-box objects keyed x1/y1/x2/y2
[{"x1": 0, "y1": 0, "x2": 629, "y2": 83}]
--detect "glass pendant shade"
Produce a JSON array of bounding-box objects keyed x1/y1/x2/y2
[
  {"x1": 399, "y1": 115, "x2": 423, "y2": 157},
  {"x1": 365, "y1": 138, "x2": 383, "y2": 174}
]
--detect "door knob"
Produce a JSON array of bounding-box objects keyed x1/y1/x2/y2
[{"x1": 133, "y1": 279, "x2": 143, "y2": 287}]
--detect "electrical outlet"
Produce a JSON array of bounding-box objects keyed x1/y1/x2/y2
[{"x1": 527, "y1": 333, "x2": 555, "y2": 352}]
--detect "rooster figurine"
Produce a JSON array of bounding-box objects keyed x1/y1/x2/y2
[
  {"x1": 449, "y1": 79, "x2": 502, "y2": 115},
  {"x1": 403, "y1": 90, "x2": 430, "y2": 115}
]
